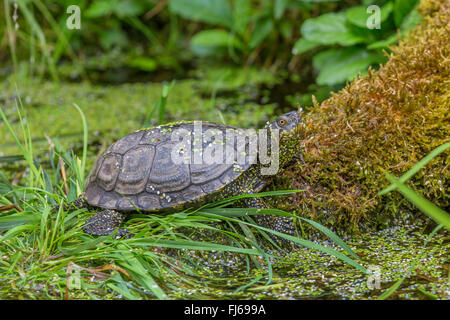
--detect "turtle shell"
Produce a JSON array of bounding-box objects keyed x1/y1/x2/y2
[{"x1": 84, "y1": 121, "x2": 257, "y2": 211}]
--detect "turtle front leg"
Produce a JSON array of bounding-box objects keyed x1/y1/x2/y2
[
  {"x1": 242, "y1": 196, "x2": 296, "y2": 239},
  {"x1": 83, "y1": 210, "x2": 130, "y2": 239},
  {"x1": 236, "y1": 173, "x2": 297, "y2": 238}
]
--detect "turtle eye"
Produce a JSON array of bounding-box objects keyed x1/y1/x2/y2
[{"x1": 277, "y1": 118, "x2": 287, "y2": 127}]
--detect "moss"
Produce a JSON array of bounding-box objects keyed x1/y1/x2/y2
[{"x1": 278, "y1": 0, "x2": 449, "y2": 232}]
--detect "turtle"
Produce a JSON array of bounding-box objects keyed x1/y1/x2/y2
[{"x1": 63, "y1": 110, "x2": 303, "y2": 238}]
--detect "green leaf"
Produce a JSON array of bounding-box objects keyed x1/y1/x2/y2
[
  {"x1": 191, "y1": 29, "x2": 243, "y2": 50},
  {"x1": 108, "y1": 273, "x2": 142, "y2": 300},
  {"x1": 169, "y1": 0, "x2": 233, "y2": 28},
  {"x1": 107, "y1": 283, "x2": 141, "y2": 300},
  {"x1": 280, "y1": 20, "x2": 293, "y2": 39},
  {"x1": 100, "y1": 29, "x2": 129, "y2": 49},
  {"x1": 171, "y1": 212, "x2": 188, "y2": 219},
  {"x1": 189, "y1": 45, "x2": 222, "y2": 57},
  {"x1": 0, "y1": 224, "x2": 36, "y2": 242},
  {"x1": 0, "y1": 212, "x2": 40, "y2": 231},
  {"x1": 85, "y1": 0, "x2": 115, "y2": 18},
  {"x1": 194, "y1": 210, "x2": 367, "y2": 273},
  {"x1": 394, "y1": 0, "x2": 419, "y2": 27},
  {"x1": 274, "y1": 0, "x2": 289, "y2": 20},
  {"x1": 292, "y1": 38, "x2": 319, "y2": 55},
  {"x1": 313, "y1": 47, "x2": 385, "y2": 85},
  {"x1": 400, "y1": 8, "x2": 422, "y2": 34},
  {"x1": 249, "y1": 18, "x2": 274, "y2": 49},
  {"x1": 114, "y1": 0, "x2": 146, "y2": 17},
  {"x1": 367, "y1": 33, "x2": 398, "y2": 50},
  {"x1": 346, "y1": 2, "x2": 393, "y2": 28},
  {"x1": 301, "y1": 12, "x2": 365, "y2": 46},
  {"x1": 199, "y1": 206, "x2": 360, "y2": 262},
  {"x1": 233, "y1": 0, "x2": 251, "y2": 36},
  {"x1": 296, "y1": 0, "x2": 339, "y2": 2}
]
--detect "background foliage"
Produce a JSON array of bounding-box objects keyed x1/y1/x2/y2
[{"x1": 1, "y1": 0, "x2": 421, "y2": 98}]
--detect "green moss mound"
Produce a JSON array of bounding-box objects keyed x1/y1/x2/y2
[{"x1": 280, "y1": 0, "x2": 449, "y2": 232}]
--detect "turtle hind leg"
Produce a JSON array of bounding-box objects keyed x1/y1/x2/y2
[{"x1": 83, "y1": 209, "x2": 130, "y2": 239}]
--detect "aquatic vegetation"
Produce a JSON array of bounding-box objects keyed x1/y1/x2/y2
[
  {"x1": 168, "y1": 225, "x2": 448, "y2": 299},
  {"x1": 0, "y1": 0, "x2": 447, "y2": 301}
]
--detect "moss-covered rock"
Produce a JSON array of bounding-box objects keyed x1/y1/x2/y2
[{"x1": 279, "y1": 0, "x2": 449, "y2": 232}]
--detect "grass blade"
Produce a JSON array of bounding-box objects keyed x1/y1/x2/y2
[
  {"x1": 129, "y1": 238, "x2": 266, "y2": 256},
  {"x1": 72, "y1": 103, "x2": 88, "y2": 187},
  {"x1": 385, "y1": 173, "x2": 450, "y2": 230},
  {"x1": 197, "y1": 211, "x2": 368, "y2": 274},
  {"x1": 232, "y1": 275, "x2": 263, "y2": 295},
  {"x1": 0, "y1": 212, "x2": 40, "y2": 231},
  {"x1": 251, "y1": 223, "x2": 368, "y2": 274},
  {"x1": 298, "y1": 217, "x2": 359, "y2": 260},
  {"x1": 379, "y1": 142, "x2": 450, "y2": 195},
  {"x1": 198, "y1": 190, "x2": 303, "y2": 209},
  {"x1": 200, "y1": 206, "x2": 360, "y2": 260}
]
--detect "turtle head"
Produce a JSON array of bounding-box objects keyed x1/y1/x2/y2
[
  {"x1": 264, "y1": 109, "x2": 304, "y2": 170},
  {"x1": 267, "y1": 110, "x2": 302, "y2": 133}
]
